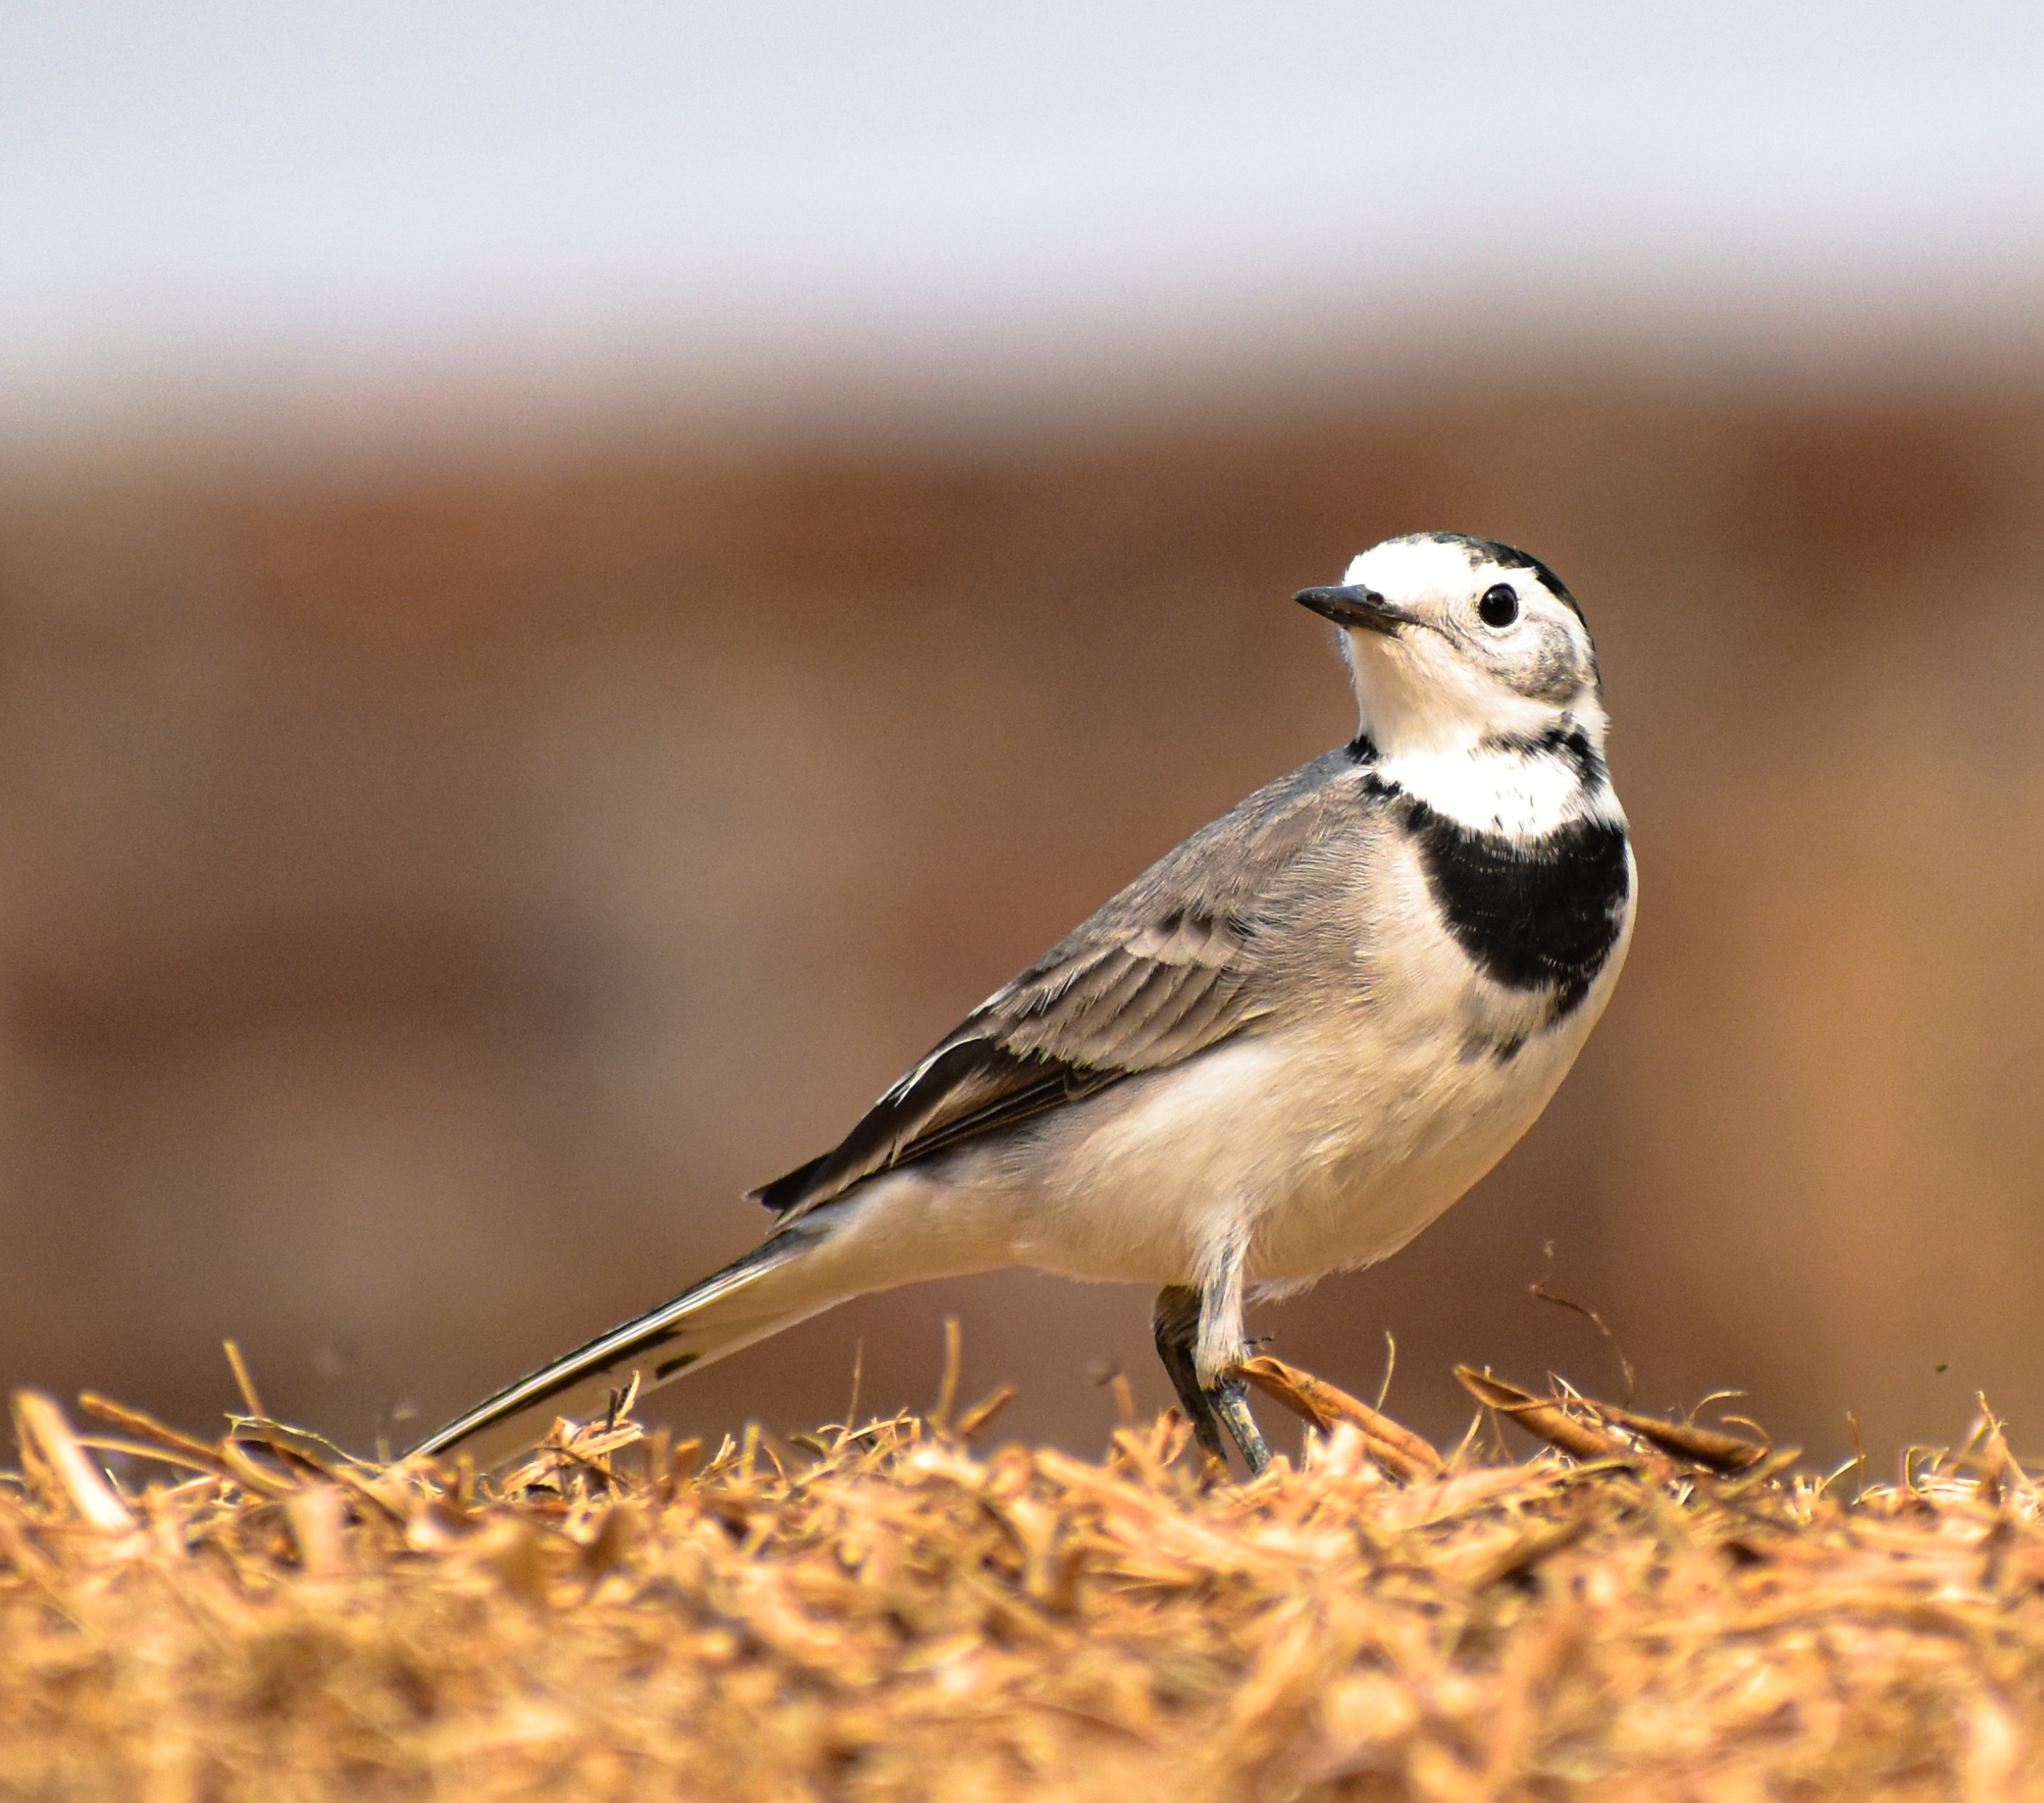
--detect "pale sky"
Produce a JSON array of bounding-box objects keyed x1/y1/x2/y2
[{"x1": 3, "y1": 3, "x2": 2042, "y2": 431}]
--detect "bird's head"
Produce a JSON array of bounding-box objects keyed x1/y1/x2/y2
[{"x1": 1297, "y1": 533, "x2": 1604, "y2": 763}]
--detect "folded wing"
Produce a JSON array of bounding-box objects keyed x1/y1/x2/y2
[{"x1": 752, "y1": 748, "x2": 1376, "y2": 1225}]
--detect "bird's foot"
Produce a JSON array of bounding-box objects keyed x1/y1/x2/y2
[
  {"x1": 1209, "y1": 1375, "x2": 1272, "y2": 1478},
  {"x1": 1151, "y1": 1282, "x2": 1272, "y2": 1479}
]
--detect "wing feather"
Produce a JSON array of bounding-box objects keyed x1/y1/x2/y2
[{"x1": 752, "y1": 747, "x2": 1378, "y2": 1224}]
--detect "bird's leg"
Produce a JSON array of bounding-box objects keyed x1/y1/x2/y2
[
  {"x1": 1151, "y1": 1282, "x2": 1272, "y2": 1479},
  {"x1": 1198, "y1": 1235, "x2": 1273, "y2": 1478},
  {"x1": 1153, "y1": 1284, "x2": 1227, "y2": 1462}
]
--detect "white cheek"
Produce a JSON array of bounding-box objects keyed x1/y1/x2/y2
[{"x1": 1347, "y1": 630, "x2": 1554, "y2": 752}]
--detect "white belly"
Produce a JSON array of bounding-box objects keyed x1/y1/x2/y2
[
  {"x1": 1025, "y1": 1002, "x2": 1602, "y2": 1285},
  {"x1": 799, "y1": 981, "x2": 1613, "y2": 1307}
]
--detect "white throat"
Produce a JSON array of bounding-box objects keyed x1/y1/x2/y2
[
  {"x1": 1370, "y1": 735, "x2": 1619, "y2": 838},
  {"x1": 1345, "y1": 638, "x2": 1620, "y2": 838}
]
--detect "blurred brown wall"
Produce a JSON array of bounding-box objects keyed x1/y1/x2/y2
[{"x1": 3, "y1": 373, "x2": 2042, "y2": 1467}]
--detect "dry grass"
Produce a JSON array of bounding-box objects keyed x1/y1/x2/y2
[{"x1": 3, "y1": 1352, "x2": 2043, "y2": 1803}]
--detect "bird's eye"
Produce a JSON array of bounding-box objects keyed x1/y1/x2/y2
[{"x1": 1477, "y1": 583, "x2": 1519, "y2": 628}]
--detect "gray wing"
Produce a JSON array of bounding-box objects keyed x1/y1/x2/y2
[{"x1": 752, "y1": 747, "x2": 1380, "y2": 1225}]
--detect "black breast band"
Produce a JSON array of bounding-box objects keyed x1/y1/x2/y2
[{"x1": 1395, "y1": 793, "x2": 1631, "y2": 1017}]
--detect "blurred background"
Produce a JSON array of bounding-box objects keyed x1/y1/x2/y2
[{"x1": 3, "y1": 3, "x2": 2042, "y2": 1471}]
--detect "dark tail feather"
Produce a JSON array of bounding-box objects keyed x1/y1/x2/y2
[{"x1": 407, "y1": 1223, "x2": 831, "y2": 1467}]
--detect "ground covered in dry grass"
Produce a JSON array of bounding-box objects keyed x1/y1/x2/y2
[{"x1": 3, "y1": 1356, "x2": 2042, "y2": 1802}]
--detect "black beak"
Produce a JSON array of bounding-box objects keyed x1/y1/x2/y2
[{"x1": 1293, "y1": 585, "x2": 1415, "y2": 635}]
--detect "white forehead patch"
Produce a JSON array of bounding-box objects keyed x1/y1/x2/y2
[{"x1": 1343, "y1": 536, "x2": 1509, "y2": 605}]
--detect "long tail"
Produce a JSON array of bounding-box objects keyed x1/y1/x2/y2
[{"x1": 406, "y1": 1218, "x2": 840, "y2": 1467}]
